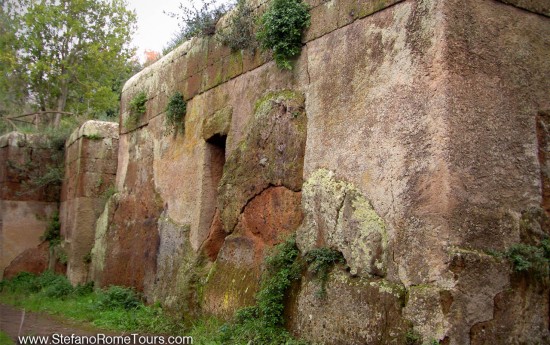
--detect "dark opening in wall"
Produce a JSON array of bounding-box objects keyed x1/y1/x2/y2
[
  {"x1": 206, "y1": 134, "x2": 227, "y2": 151},
  {"x1": 199, "y1": 133, "x2": 227, "y2": 260}
]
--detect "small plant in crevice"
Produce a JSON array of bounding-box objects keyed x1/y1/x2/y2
[
  {"x1": 257, "y1": 0, "x2": 310, "y2": 70},
  {"x1": 41, "y1": 212, "x2": 61, "y2": 247},
  {"x1": 504, "y1": 239, "x2": 550, "y2": 278},
  {"x1": 405, "y1": 329, "x2": 422, "y2": 345},
  {"x1": 217, "y1": 0, "x2": 257, "y2": 52},
  {"x1": 165, "y1": 92, "x2": 187, "y2": 135},
  {"x1": 102, "y1": 185, "x2": 117, "y2": 200},
  {"x1": 304, "y1": 247, "x2": 344, "y2": 299},
  {"x1": 83, "y1": 133, "x2": 102, "y2": 140},
  {"x1": 219, "y1": 236, "x2": 306, "y2": 344},
  {"x1": 56, "y1": 249, "x2": 68, "y2": 265},
  {"x1": 125, "y1": 91, "x2": 147, "y2": 129},
  {"x1": 83, "y1": 252, "x2": 92, "y2": 264}
]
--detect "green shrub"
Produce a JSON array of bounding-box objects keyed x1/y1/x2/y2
[
  {"x1": 257, "y1": 0, "x2": 310, "y2": 69},
  {"x1": 41, "y1": 275, "x2": 73, "y2": 299},
  {"x1": 305, "y1": 247, "x2": 344, "y2": 298},
  {"x1": 41, "y1": 212, "x2": 61, "y2": 247},
  {"x1": 165, "y1": 92, "x2": 187, "y2": 135},
  {"x1": 0, "y1": 272, "x2": 40, "y2": 293},
  {"x1": 95, "y1": 285, "x2": 141, "y2": 310},
  {"x1": 126, "y1": 91, "x2": 147, "y2": 128},
  {"x1": 73, "y1": 281, "x2": 94, "y2": 296},
  {"x1": 505, "y1": 239, "x2": 550, "y2": 277},
  {"x1": 217, "y1": 0, "x2": 257, "y2": 51}
]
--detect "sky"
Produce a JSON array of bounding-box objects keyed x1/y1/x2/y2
[
  {"x1": 125, "y1": 0, "x2": 183, "y2": 60},
  {"x1": 126, "y1": 0, "x2": 232, "y2": 62}
]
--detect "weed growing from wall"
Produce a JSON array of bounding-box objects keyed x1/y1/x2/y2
[
  {"x1": 125, "y1": 91, "x2": 147, "y2": 129},
  {"x1": 505, "y1": 239, "x2": 550, "y2": 277},
  {"x1": 217, "y1": 0, "x2": 257, "y2": 52},
  {"x1": 257, "y1": 0, "x2": 310, "y2": 70},
  {"x1": 41, "y1": 212, "x2": 61, "y2": 247},
  {"x1": 165, "y1": 92, "x2": 187, "y2": 135},
  {"x1": 305, "y1": 247, "x2": 344, "y2": 299},
  {"x1": 219, "y1": 236, "x2": 306, "y2": 344}
]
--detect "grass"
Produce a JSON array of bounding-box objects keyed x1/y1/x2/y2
[
  {"x1": 0, "y1": 238, "x2": 309, "y2": 344},
  {"x1": 0, "y1": 331, "x2": 14, "y2": 345},
  {"x1": 0, "y1": 272, "x2": 184, "y2": 335}
]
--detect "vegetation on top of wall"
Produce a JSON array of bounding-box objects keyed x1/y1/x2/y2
[
  {"x1": 165, "y1": 92, "x2": 187, "y2": 135},
  {"x1": 217, "y1": 0, "x2": 257, "y2": 52},
  {"x1": 257, "y1": 0, "x2": 310, "y2": 70},
  {"x1": 163, "y1": 0, "x2": 231, "y2": 54},
  {"x1": 125, "y1": 91, "x2": 147, "y2": 129},
  {"x1": 305, "y1": 247, "x2": 344, "y2": 299}
]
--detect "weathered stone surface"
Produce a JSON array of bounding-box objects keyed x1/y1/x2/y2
[
  {"x1": 203, "y1": 186, "x2": 303, "y2": 317},
  {"x1": 469, "y1": 274, "x2": 550, "y2": 345},
  {"x1": 202, "y1": 107, "x2": 232, "y2": 141},
  {"x1": 202, "y1": 229, "x2": 265, "y2": 319},
  {"x1": 2, "y1": 242, "x2": 63, "y2": 279},
  {"x1": 201, "y1": 209, "x2": 226, "y2": 261},
  {"x1": 297, "y1": 169, "x2": 388, "y2": 277},
  {"x1": 498, "y1": 0, "x2": 550, "y2": 16},
  {"x1": 150, "y1": 212, "x2": 200, "y2": 312},
  {"x1": 299, "y1": 0, "x2": 550, "y2": 343},
  {"x1": 0, "y1": 132, "x2": 62, "y2": 202},
  {"x1": 218, "y1": 90, "x2": 307, "y2": 233},
  {"x1": 289, "y1": 267, "x2": 410, "y2": 345},
  {"x1": 60, "y1": 121, "x2": 119, "y2": 285},
  {"x1": 92, "y1": 128, "x2": 162, "y2": 294},
  {"x1": 77, "y1": 0, "x2": 550, "y2": 342},
  {"x1": 0, "y1": 200, "x2": 59, "y2": 280}
]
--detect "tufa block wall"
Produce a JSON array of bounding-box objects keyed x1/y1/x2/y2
[
  {"x1": 0, "y1": 132, "x2": 61, "y2": 279},
  {"x1": 85, "y1": 0, "x2": 550, "y2": 344},
  {"x1": 60, "y1": 120, "x2": 119, "y2": 285}
]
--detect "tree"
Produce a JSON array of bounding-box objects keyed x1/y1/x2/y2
[
  {"x1": 5, "y1": 0, "x2": 137, "y2": 127},
  {"x1": 0, "y1": 1, "x2": 27, "y2": 118}
]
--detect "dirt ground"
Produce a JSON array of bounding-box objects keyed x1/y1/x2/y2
[{"x1": 0, "y1": 304, "x2": 146, "y2": 344}]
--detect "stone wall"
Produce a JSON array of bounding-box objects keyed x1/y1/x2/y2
[
  {"x1": 59, "y1": 121, "x2": 119, "y2": 285},
  {"x1": 0, "y1": 132, "x2": 61, "y2": 279},
  {"x1": 88, "y1": 0, "x2": 550, "y2": 343}
]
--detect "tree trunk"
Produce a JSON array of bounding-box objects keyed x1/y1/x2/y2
[{"x1": 53, "y1": 80, "x2": 69, "y2": 129}]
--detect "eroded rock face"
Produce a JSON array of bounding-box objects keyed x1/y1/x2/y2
[
  {"x1": 202, "y1": 90, "x2": 307, "y2": 318},
  {"x1": 289, "y1": 268, "x2": 410, "y2": 345},
  {"x1": 92, "y1": 129, "x2": 162, "y2": 294},
  {"x1": 3, "y1": 242, "x2": 65, "y2": 279},
  {"x1": 82, "y1": 0, "x2": 549, "y2": 342},
  {"x1": 60, "y1": 120, "x2": 119, "y2": 285},
  {"x1": 0, "y1": 132, "x2": 61, "y2": 279},
  {"x1": 217, "y1": 90, "x2": 307, "y2": 233},
  {"x1": 297, "y1": 169, "x2": 388, "y2": 277}
]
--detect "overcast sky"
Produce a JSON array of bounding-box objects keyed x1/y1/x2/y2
[
  {"x1": 126, "y1": 0, "x2": 182, "y2": 59},
  {"x1": 126, "y1": 0, "x2": 232, "y2": 61}
]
